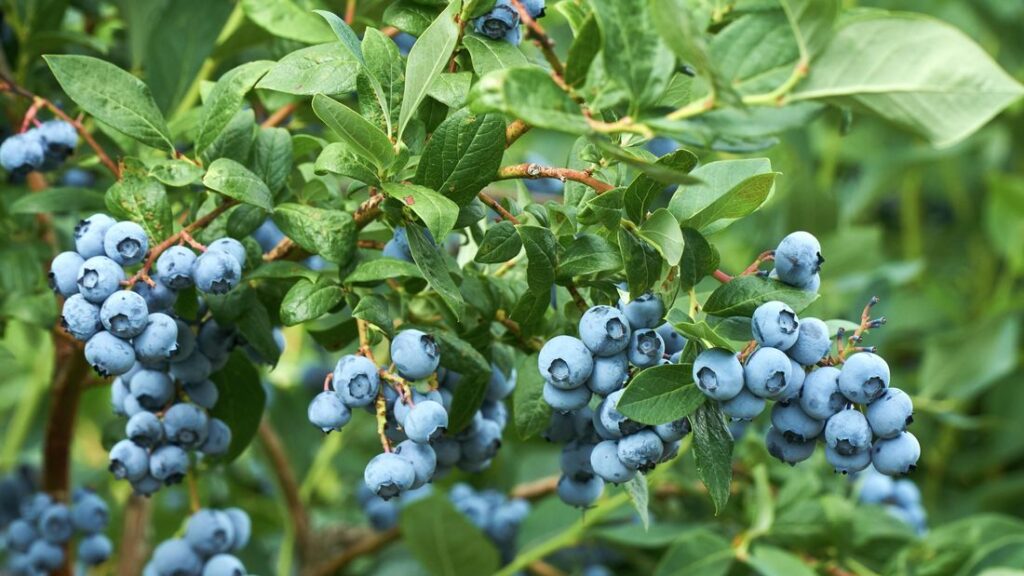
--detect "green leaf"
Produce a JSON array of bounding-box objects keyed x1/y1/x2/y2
[
  {"x1": 148, "y1": 159, "x2": 204, "y2": 187},
  {"x1": 272, "y1": 203, "x2": 356, "y2": 264},
  {"x1": 9, "y1": 188, "x2": 105, "y2": 215},
  {"x1": 679, "y1": 228, "x2": 720, "y2": 292},
  {"x1": 463, "y1": 35, "x2": 529, "y2": 76},
  {"x1": 472, "y1": 67, "x2": 590, "y2": 134},
  {"x1": 399, "y1": 0, "x2": 461, "y2": 140},
  {"x1": 475, "y1": 221, "x2": 522, "y2": 264},
  {"x1": 654, "y1": 528, "x2": 734, "y2": 576},
  {"x1": 691, "y1": 402, "x2": 733, "y2": 515},
  {"x1": 649, "y1": 0, "x2": 718, "y2": 94},
  {"x1": 432, "y1": 330, "x2": 491, "y2": 432},
  {"x1": 383, "y1": 183, "x2": 459, "y2": 242},
  {"x1": 667, "y1": 313, "x2": 734, "y2": 350},
  {"x1": 618, "y1": 364, "x2": 705, "y2": 425},
  {"x1": 44, "y1": 55, "x2": 173, "y2": 151},
  {"x1": 781, "y1": 0, "x2": 840, "y2": 59},
  {"x1": 313, "y1": 142, "x2": 380, "y2": 185},
  {"x1": 639, "y1": 209, "x2": 684, "y2": 265},
  {"x1": 427, "y1": 72, "x2": 473, "y2": 109},
  {"x1": 202, "y1": 158, "x2": 274, "y2": 211},
  {"x1": 557, "y1": 233, "x2": 622, "y2": 278},
  {"x1": 195, "y1": 61, "x2": 273, "y2": 155},
  {"x1": 280, "y1": 277, "x2": 345, "y2": 325},
  {"x1": 256, "y1": 43, "x2": 359, "y2": 96},
  {"x1": 233, "y1": 292, "x2": 281, "y2": 366},
  {"x1": 346, "y1": 258, "x2": 425, "y2": 283},
  {"x1": 247, "y1": 261, "x2": 318, "y2": 282},
  {"x1": 106, "y1": 170, "x2": 173, "y2": 242},
  {"x1": 312, "y1": 93, "x2": 395, "y2": 171},
  {"x1": 919, "y1": 317, "x2": 1018, "y2": 400},
  {"x1": 241, "y1": 0, "x2": 335, "y2": 43},
  {"x1": 591, "y1": 0, "x2": 674, "y2": 107},
  {"x1": 252, "y1": 127, "x2": 293, "y2": 195},
  {"x1": 352, "y1": 294, "x2": 392, "y2": 337},
  {"x1": 414, "y1": 108, "x2": 506, "y2": 206},
  {"x1": 624, "y1": 149, "x2": 698, "y2": 223},
  {"x1": 624, "y1": 474, "x2": 651, "y2": 530},
  {"x1": 791, "y1": 13, "x2": 1024, "y2": 148},
  {"x1": 383, "y1": 1, "x2": 441, "y2": 36},
  {"x1": 400, "y1": 494, "x2": 501, "y2": 576},
  {"x1": 200, "y1": 109, "x2": 256, "y2": 165},
  {"x1": 578, "y1": 188, "x2": 626, "y2": 229},
  {"x1": 408, "y1": 223, "x2": 464, "y2": 320},
  {"x1": 518, "y1": 226, "x2": 557, "y2": 295},
  {"x1": 313, "y1": 10, "x2": 364, "y2": 63},
  {"x1": 710, "y1": 12, "x2": 798, "y2": 97},
  {"x1": 210, "y1": 351, "x2": 267, "y2": 463},
  {"x1": 593, "y1": 140, "x2": 700, "y2": 184},
  {"x1": 565, "y1": 14, "x2": 601, "y2": 87},
  {"x1": 362, "y1": 28, "x2": 406, "y2": 130},
  {"x1": 667, "y1": 159, "x2": 777, "y2": 234},
  {"x1": 619, "y1": 227, "x2": 661, "y2": 298},
  {"x1": 747, "y1": 545, "x2": 817, "y2": 576},
  {"x1": 702, "y1": 276, "x2": 819, "y2": 318},
  {"x1": 513, "y1": 353, "x2": 550, "y2": 440}
]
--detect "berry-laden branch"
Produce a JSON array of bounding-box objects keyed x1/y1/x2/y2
[
  {"x1": 259, "y1": 418, "x2": 311, "y2": 564},
  {"x1": 497, "y1": 163, "x2": 615, "y2": 194}
]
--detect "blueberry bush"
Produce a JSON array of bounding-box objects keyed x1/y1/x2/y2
[{"x1": 0, "y1": 0, "x2": 1022, "y2": 574}]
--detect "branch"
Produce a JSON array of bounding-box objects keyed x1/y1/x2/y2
[
  {"x1": 355, "y1": 194, "x2": 385, "y2": 229},
  {"x1": 261, "y1": 102, "x2": 297, "y2": 128},
  {"x1": 509, "y1": 475, "x2": 558, "y2": 500},
  {"x1": 566, "y1": 283, "x2": 589, "y2": 313},
  {"x1": 306, "y1": 527, "x2": 400, "y2": 576},
  {"x1": 506, "y1": 119, "x2": 531, "y2": 146},
  {"x1": 117, "y1": 495, "x2": 152, "y2": 575},
  {"x1": 712, "y1": 269, "x2": 733, "y2": 283},
  {"x1": 259, "y1": 419, "x2": 311, "y2": 564},
  {"x1": 497, "y1": 163, "x2": 614, "y2": 194},
  {"x1": 478, "y1": 192, "x2": 521, "y2": 225},
  {"x1": 741, "y1": 250, "x2": 775, "y2": 276},
  {"x1": 508, "y1": 0, "x2": 565, "y2": 79}
]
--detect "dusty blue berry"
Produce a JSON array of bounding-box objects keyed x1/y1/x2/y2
[
  {"x1": 74, "y1": 214, "x2": 117, "y2": 258},
  {"x1": 333, "y1": 354, "x2": 380, "y2": 407},
  {"x1": 71, "y1": 492, "x2": 109, "y2": 534},
  {"x1": 579, "y1": 305, "x2": 631, "y2": 356},
  {"x1": 621, "y1": 293, "x2": 664, "y2": 330},
  {"x1": 590, "y1": 440, "x2": 634, "y2": 484},
  {"x1": 390, "y1": 329, "x2": 441, "y2": 380},
  {"x1": 133, "y1": 278, "x2": 177, "y2": 313},
  {"x1": 78, "y1": 533, "x2": 113, "y2": 566},
  {"x1": 692, "y1": 348, "x2": 744, "y2": 401},
  {"x1": 774, "y1": 231, "x2": 823, "y2": 286},
  {"x1": 151, "y1": 538, "x2": 202, "y2": 576},
  {"x1": 126, "y1": 411, "x2": 164, "y2": 448},
  {"x1": 49, "y1": 251, "x2": 84, "y2": 296},
  {"x1": 538, "y1": 335, "x2": 593, "y2": 390},
  {"x1": 787, "y1": 317, "x2": 830, "y2": 365},
  {"x1": 751, "y1": 301, "x2": 800, "y2": 350},
  {"x1": 85, "y1": 331, "x2": 136, "y2": 376},
  {"x1": 200, "y1": 418, "x2": 232, "y2": 456},
  {"x1": 149, "y1": 444, "x2": 189, "y2": 485},
  {"x1": 838, "y1": 352, "x2": 890, "y2": 404},
  {"x1": 100, "y1": 290, "x2": 149, "y2": 338},
  {"x1": 871, "y1": 432, "x2": 920, "y2": 476},
  {"x1": 77, "y1": 256, "x2": 126, "y2": 303},
  {"x1": 156, "y1": 246, "x2": 197, "y2": 290},
  {"x1": 193, "y1": 250, "x2": 241, "y2": 294},
  {"x1": 556, "y1": 474, "x2": 604, "y2": 508},
  {"x1": 61, "y1": 293, "x2": 102, "y2": 341},
  {"x1": 585, "y1": 352, "x2": 628, "y2": 397},
  {"x1": 866, "y1": 388, "x2": 914, "y2": 439},
  {"x1": 163, "y1": 403, "x2": 210, "y2": 448},
  {"x1": 207, "y1": 237, "x2": 247, "y2": 268},
  {"x1": 765, "y1": 426, "x2": 815, "y2": 465},
  {"x1": 109, "y1": 439, "x2": 149, "y2": 482},
  {"x1": 129, "y1": 369, "x2": 174, "y2": 410},
  {"x1": 103, "y1": 221, "x2": 149, "y2": 266},
  {"x1": 617, "y1": 429, "x2": 663, "y2": 472},
  {"x1": 203, "y1": 554, "x2": 246, "y2": 576},
  {"x1": 628, "y1": 329, "x2": 665, "y2": 368},
  {"x1": 825, "y1": 408, "x2": 873, "y2": 456},
  {"x1": 721, "y1": 388, "x2": 766, "y2": 420},
  {"x1": 771, "y1": 401, "x2": 825, "y2": 443},
  {"x1": 364, "y1": 452, "x2": 416, "y2": 500},
  {"x1": 0, "y1": 132, "x2": 44, "y2": 174},
  {"x1": 394, "y1": 440, "x2": 437, "y2": 489},
  {"x1": 185, "y1": 509, "x2": 236, "y2": 557},
  {"x1": 744, "y1": 347, "x2": 794, "y2": 399}
]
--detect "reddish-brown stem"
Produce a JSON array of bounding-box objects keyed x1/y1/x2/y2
[
  {"x1": 41, "y1": 99, "x2": 120, "y2": 178},
  {"x1": 261, "y1": 102, "x2": 297, "y2": 128},
  {"x1": 839, "y1": 297, "x2": 882, "y2": 361},
  {"x1": 738, "y1": 340, "x2": 758, "y2": 363},
  {"x1": 19, "y1": 98, "x2": 45, "y2": 132},
  {"x1": 263, "y1": 238, "x2": 296, "y2": 262},
  {"x1": 356, "y1": 318, "x2": 376, "y2": 362},
  {"x1": 259, "y1": 418, "x2": 311, "y2": 563},
  {"x1": 478, "y1": 191, "x2": 520, "y2": 225},
  {"x1": 741, "y1": 250, "x2": 775, "y2": 276},
  {"x1": 322, "y1": 372, "x2": 334, "y2": 392},
  {"x1": 529, "y1": 561, "x2": 568, "y2": 576},
  {"x1": 712, "y1": 269, "x2": 733, "y2": 283},
  {"x1": 179, "y1": 230, "x2": 206, "y2": 252},
  {"x1": 344, "y1": 0, "x2": 357, "y2": 24},
  {"x1": 497, "y1": 163, "x2": 614, "y2": 194},
  {"x1": 508, "y1": 0, "x2": 565, "y2": 79},
  {"x1": 358, "y1": 239, "x2": 386, "y2": 250},
  {"x1": 306, "y1": 527, "x2": 401, "y2": 576}
]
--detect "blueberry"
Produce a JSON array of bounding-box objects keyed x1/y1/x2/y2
[
  {"x1": 433, "y1": 436, "x2": 462, "y2": 468},
  {"x1": 486, "y1": 364, "x2": 516, "y2": 401},
  {"x1": 36, "y1": 120, "x2": 78, "y2": 160},
  {"x1": 871, "y1": 432, "x2": 920, "y2": 476},
  {"x1": 866, "y1": 388, "x2": 913, "y2": 439},
  {"x1": 126, "y1": 411, "x2": 164, "y2": 448},
  {"x1": 578, "y1": 305, "x2": 631, "y2": 356},
  {"x1": 223, "y1": 507, "x2": 251, "y2": 550},
  {"x1": 644, "y1": 137, "x2": 677, "y2": 157},
  {"x1": 100, "y1": 290, "x2": 150, "y2": 338},
  {"x1": 49, "y1": 251, "x2": 84, "y2": 296},
  {"x1": 394, "y1": 440, "x2": 437, "y2": 489},
  {"x1": 770, "y1": 401, "x2": 824, "y2": 443},
  {"x1": 892, "y1": 478, "x2": 921, "y2": 507},
  {"x1": 6, "y1": 518, "x2": 37, "y2": 552},
  {"x1": 543, "y1": 381, "x2": 592, "y2": 412},
  {"x1": 197, "y1": 319, "x2": 238, "y2": 364},
  {"x1": 151, "y1": 538, "x2": 203, "y2": 576},
  {"x1": 78, "y1": 533, "x2": 113, "y2": 566},
  {"x1": 27, "y1": 539, "x2": 65, "y2": 571},
  {"x1": 149, "y1": 444, "x2": 190, "y2": 485},
  {"x1": 132, "y1": 313, "x2": 178, "y2": 363},
  {"x1": 774, "y1": 231, "x2": 823, "y2": 287},
  {"x1": 627, "y1": 329, "x2": 665, "y2": 368},
  {"x1": 200, "y1": 418, "x2": 232, "y2": 456},
  {"x1": 170, "y1": 319, "x2": 196, "y2": 361},
  {"x1": 390, "y1": 330, "x2": 441, "y2": 380},
  {"x1": 363, "y1": 496, "x2": 399, "y2": 531},
  {"x1": 825, "y1": 408, "x2": 872, "y2": 456},
  {"x1": 825, "y1": 444, "x2": 871, "y2": 474},
  {"x1": 0, "y1": 132, "x2": 44, "y2": 174},
  {"x1": 538, "y1": 335, "x2": 594, "y2": 390},
  {"x1": 20, "y1": 492, "x2": 52, "y2": 522},
  {"x1": 156, "y1": 246, "x2": 197, "y2": 290},
  {"x1": 193, "y1": 250, "x2": 241, "y2": 294},
  {"x1": 617, "y1": 429, "x2": 664, "y2": 472},
  {"x1": 392, "y1": 32, "x2": 416, "y2": 56},
  {"x1": 560, "y1": 441, "x2": 596, "y2": 482},
  {"x1": 364, "y1": 452, "x2": 416, "y2": 500},
  {"x1": 61, "y1": 293, "x2": 102, "y2": 341},
  {"x1": 332, "y1": 354, "x2": 380, "y2": 407},
  {"x1": 460, "y1": 418, "x2": 503, "y2": 462},
  {"x1": 596, "y1": 390, "x2": 643, "y2": 438},
  {"x1": 382, "y1": 226, "x2": 413, "y2": 262},
  {"x1": 692, "y1": 348, "x2": 744, "y2": 401},
  {"x1": 765, "y1": 426, "x2": 815, "y2": 465},
  {"x1": 544, "y1": 411, "x2": 578, "y2": 443},
  {"x1": 653, "y1": 417, "x2": 691, "y2": 443},
  {"x1": 474, "y1": 1, "x2": 520, "y2": 41},
  {"x1": 163, "y1": 403, "x2": 210, "y2": 448},
  {"x1": 62, "y1": 167, "x2": 94, "y2": 187},
  {"x1": 109, "y1": 439, "x2": 149, "y2": 482},
  {"x1": 207, "y1": 237, "x2": 247, "y2": 268},
  {"x1": 751, "y1": 301, "x2": 800, "y2": 350},
  {"x1": 556, "y1": 474, "x2": 604, "y2": 508},
  {"x1": 77, "y1": 256, "x2": 126, "y2": 303},
  {"x1": 170, "y1": 349, "x2": 212, "y2": 385},
  {"x1": 585, "y1": 352, "x2": 629, "y2": 396},
  {"x1": 402, "y1": 400, "x2": 448, "y2": 443},
  {"x1": 122, "y1": 393, "x2": 146, "y2": 417},
  {"x1": 131, "y1": 474, "x2": 163, "y2": 497},
  {"x1": 857, "y1": 467, "x2": 895, "y2": 504},
  {"x1": 779, "y1": 359, "x2": 806, "y2": 403},
  {"x1": 183, "y1": 380, "x2": 219, "y2": 410},
  {"x1": 799, "y1": 366, "x2": 845, "y2": 420},
  {"x1": 744, "y1": 347, "x2": 793, "y2": 399},
  {"x1": 133, "y1": 279, "x2": 178, "y2": 313},
  {"x1": 787, "y1": 317, "x2": 830, "y2": 365},
  {"x1": 481, "y1": 399, "x2": 508, "y2": 430},
  {"x1": 521, "y1": 0, "x2": 546, "y2": 19},
  {"x1": 655, "y1": 323, "x2": 687, "y2": 355},
  {"x1": 838, "y1": 352, "x2": 889, "y2": 404},
  {"x1": 252, "y1": 219, "x2": 285, "y2": 252},
  {"x1": 103, "y1": 221, "x2": 149, "y2": 266},
  {"x1": 185, "y1": 509, "x2": 236, "y2": 557},
  {"x1": 74, "y1": 214, "x2": 117, "y2": 258},
  {"x1": 71, "y1": 491, "x2": 109, "y2": 534},
  {"x1": 202, "y1": 554, "x2": 246, "y2": 576},
  {"x1": 85, "y1": 331, "x2": 136, "y2": 376},
  {"x1": 129, "y1": 369, "x2": 174, "y2": 410},
  {"x1": 621, "y1": 293, "x2": 664, "y2": 329}
]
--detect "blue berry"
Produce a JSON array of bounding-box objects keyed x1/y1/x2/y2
[
  {"x1": 171, "y1": 319, "x2": 196, "y2": 360},
  {"x1": 645, "y1": 137, "x2": 677, "y2": 157},
  {"x1": 857, "y1": 467, "x2": 895, "y2": 504},
  {"x1": 654, "y1": 417, "x2": 691, "y2": 443},
  {"x1": 109, "y1": 439, "x2": 149, "y2": 482},
  {"x1": 560, "y1": 441, "x2": 596, "y2": 482},
  {"x1": 49, "y1": 251, "x2": 84, "y2": 296},
  {"x1": 122, "y1": 393, "x2": 146, "y2": 417},
  {"x1": 390, "y1": 329, "x2": 441, "y2": 380},
  {"x1": 692, "y1": 348, "x2": 744, "y2": 401},
  {"x1": 460, "y1": 418, "x2": 503, "y2": 462},
  {"x1": 787, "y1": 317, "x2": 830, "y2": 365},
  {"x1": 627, "y1": 328, "x2": 665, "y2": 368},
  {"x1": 62, "y1": 167, "x2": 94, "y2": 187},
  {"x1": 27, "y1": 539, "x2": 65, "y2": 571},
  {"x1": 185, "y1": 509, "x2": 236, "y2": 557},
  {"x1": 36, "y1": 120, "x2": 78, "y2": 160},
  {"x1": 579, "y1": 305, "x2": 631, "y2": 356},
  {"x1": 130, "y1": 369, "x2": 174, "y2": 410},
  {"x1": 170, "y1": 349, "x2": 213, "y2": 385},
  {"x1": 71, "y1": 491, "x2": 109, "y2": 534},
  {"x1": 104, "y1": 221, "x2": 149, "y2": 266},
  {"x1": 382, "y1": 226, "x2": 412, "y2": 262},
  {"x1": 721, "y1": 387, "x2": 767, "y2": 421},
  {"x1": 133, "y1": 279, "x2": 178, "y2": 313},
  {"x1": 149, "y1": 444, "x2": 189, "y2": 484},
  {"x1": 521, "y1": 0, "x2": 545, "y2": 19},
  {"x1": 655, "y1": 323, "x2": 687, "y2": 355},
  {"x1": 77, "y1": 533, "x2": 113, "y2": 566},
  {"x1": 617, "y1": 429, "x2": 663, "y2": 472},
  {"x1": 770, "y1": 401, "x2": 824, "y2": 443},
  {"x1": 800, "y1": 366, "x2": 845, "y2": 420},
  {"x1": 481, "y1": 399, "x2": 508, "y2": 429},
  {"x1": 871, "y1": 432, "x2": 920, "y2": 476},
  {"x1": 825, "y1": 409, "x2": 872, "y2": 456},
  {"x1": 744, "y1": 347, "x2": 794, "y2": 399},
  {"x1": 156, "y1": 246, "x2": 197, "y2": 290},
  {"x1": 185, "y1": 380, "x2": 219, "y2": 410},
  {"x1": 74, "y1": 214, "x2": 117, "y2": 259},
  {"x1": 252, "y1": 219, "x2": 285, "y2": 252},
  {"x1": 474, "y1": 1, "x2": 520, "y2": 42},
  {"x1": 77, "y1": 256, "x2": 126, "y2": 303},
  {"x1": 307, "y1": 391, "x2": 351, "y2": 433},
  {"x1": 197, "y1": 319, "x2": 238, "y2": 365},
  {"x1": 6, "y1": 518, "x2": 37, "y2": 552},
  {"x1": 200, "y1": 418, "x2": 232, "y2": 456},
  {"x1": 394, "y1": 440, "x2": 437, "y2": 489},
  {"x1": 751, "y1": 301, "x2": 800, "y2": 350},
  {"x1": 486, "y1": 365, "x2": 516, "y2": 401},
  {"x1": 0, "y1": 132, "x2": 44, "y2": 174},
  {"x1": 85, "y1": 331, "x2": 136, "y2": 376},
  {"x1": 207, "y1": 238, "x2": 247, "y2": 268},
  {"x1": 403, "y1": 400, "x2": 449, "y2": 443},
  {"x1": 61, "y1": 293, "x2": 102, "y2": 341},
  {"x1": 621, "y1": 293, "x2": 664, "y2": 329},
  {"x1": 131, "y1": 474, "x2": 163, "y2": 497},
  {"x1": 333, "y1": 355, "x2": 380, "y2": 407},
  {"x1": 363, "y1": 495, "x2": 399, "y2": 531},
  {"x1": 134, "y1": 313, "x2": 179, "y2": 363},
  {"x1": 223, "y1": 508, "x2": 251, "y2": 550},
  {"x1": 586, "y1": 352, "x2": 629, "y2": 396},
  {"x1": 110, "y1": 378, "x2": 129, "y2": 416},
  {"x1": 100, "y1": 290, "x2": 149, "y2": 338},
  {"x1": 765, "y1": 426, "x2": 815, "y2": 465},
  {"x1": 838, "y1": 352, "x2": 889, "y2": 404},
  {"x1": 892, "y1": 478, "x2": 921, "y2": 507},
  {"x1": 151, "y1": 539, "x2": 203, "y2": 576},
  {"x1": 826, "y1": 443, "x2": 871, "y2": 474},
  {"x1": 543, "y1": 381, "x2": 591, "y2": 412},
  {"x1": 779, "y1": 359, "x2": 806, "y2": 402},
  {"x1": 590, "y1": 440, "x2": 635, "y2": 484},
  {"x1": 163, "y1": 403, "x2": 210, "y2": 448},
  {"x1": 193, "y1": 250, "x2": 241, "y2": 294},
  {"x1": 866, "y1": 388, "x2": 913, "y2": 439},
  {"x1": 556, "y1": 474, "x2": 604, "y2": 508},
  {"x1": 202, "y1": 554, "x2": 246, "y2": 576},
  {"x1": 364, "y1": 452, "x2": 416, "y2": 500},
  {"x1": 20, "y1": 492, "x2": 52, "y2": 522},
  {"x1": 774, "y1": 231, "x2": 823, "y2": 286},
  {"x1": 126, "y1": 411, "x2": 164, "y2": 448},
  {"x1": 538, "y1": 335, "x2": 593, "y2": 390},
  {"x1": 596, "y1": 389, "x2": 643, "y2": 438}
]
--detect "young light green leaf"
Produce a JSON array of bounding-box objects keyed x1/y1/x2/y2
[
  {"x1": 471, "y1": 67, "x2": 591, "y2": 134},
  {"x1": 679, "y1": 228, "x2": 720, "y2": 292},
  {"x1": 475, "y1": 221, "x2": 523, "y2": 264},
  {"x1": 312, "y1": 94, "x2": 395, "y2": 171},
  {"x1": 362, "y1": 28, "x2": 406, "y2": 129},
  {"x1": 710, "y1": 12, "x2": 798, "y2": 97},
  {"x1": 668, "y1": 159, "x2": 776, "y2": 233},
  {"x1": 272, "y1": 203, "x2": 356, "y2": 264},
  {"x1": 427, "y1": 72, "x2": 473, "y2": 109},
  {"x1": 667, "y1": 314, "x2": 735, "y2": 351},
  {"x1": 241, "y1": 0, "x2": 335, "y2": 43},
  {"x1": 202, "y1": 158, "x2": 274, "y2": 211},
  {"x1": 692, "y1": 401, "x2": 734, "y2": 515},
  {"x1": 400, "y1": 494, "x2": 500, "y2": 576},
  {"x1": 463, "y1": 35, "x2": 529, "y2": 76},
  {"x1": 513, "y1": 353, "x2": 550, "y2": 440},
  {"x1": 280, "y1": 277, "x2": 346, "y2": 325},
  {"x1": 256, "y1": 43, "x2": 359, "y2": 96},
  {"x1": 44, "y1": 55, "x2": 173, "y2": 151},
  {"x1": 383, "y1": 1, "x2": 441, "y2": 36},
  {"x1": 565, "y1": 14, "x2": 601, "y2": 87},
  {"x1": 408, "y1": 223, "x2": 464, "y2": 321},
  {"x1": 383, "y1": 183, "x2": 459, "y2": 242},
  {"x1": 639, "y1": 209, "x2": 685, "y2": 265},
  {"x1": 209, "y1": 351, "x2": 267, "y2": 463},
  {"x1": 148, "y1": 159, "x2": 204, "y2": 187},
  {"x1": 414, "y1": 108, "x2": 506, "y2": 205},
  {"x1": 702, "y1": 276, "x2": 818, "y2": 318},
  {"x1": 618, "y1": 364, "x2": 705, "y2": 425},
  {"x1": 399, "y1": 0, "x2": 461, "y2": 140},
  {"x1": 518, "y1": 226, "x2": 557, "y2": 295},
  {"x1": 195, "y1": 60, "x2": 273, "y2": 155}
]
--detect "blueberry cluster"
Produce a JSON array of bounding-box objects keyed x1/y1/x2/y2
[
  {"x1": 143, "y1": 507, "x2": 251, "y2": 576},
  {"x1": 0, "y1": 120, "x2": 77, "y2": 176},
  {"x1": 473, "y1": 0, "x2": 545, "y2": 45},
  {"x1": 431, "y1": 364, "x2": 515, "y2": 474},
  {"x1": 768, "y1": 231, "x2": 823, "y2": 293},
  {"x1": 539, "y1": 296, "x2": 691, "y2": 507},
  {"x1": 857, "y1": 466, "x2": 927, "y2": 534},
  {"x1": 357, "y1": 484, "x2": 434, "y2": 531},
  {"x1": 4, "y1": 489, "x2": 112, "y2": 573},
  {"x1": 449, "y1": 484, "x2": 530, "y2": 563}
]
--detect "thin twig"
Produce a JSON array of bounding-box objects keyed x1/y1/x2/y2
[
  {"x1": 566, "y1": 283, "x2": 589, "y2": 313},
  {"x1": 506, "y1": 119, "x2": 531, "y2": 145},
  {"x1": 508, "y1": 0, "x2": 565, "y2": 79},
  {"x1": 263, "y1": 238, "x2": 296, "y2": 262},
  {"x1": 259, "y1": 419, "x2": 311, "y2": 563},
  {"x1": 261, "y1": 102, "x2": 297, "y2": 128},
  {"x1": 497, "y1": 163, "x2": 614, "y2": 194},
  {"x1": 478, "y1": 192, "x2": 520, "y2": 225},
  {"x1": 712, "y1": 269, "x2": 733, "y2": 283},
  {"x1": 344, "y1": 0, "x2": 357, "y2": 24},
  {"x1": 306, "y1": 527, "x2": 400, "y2": 576},
  {"x1": 741, "y1": 250, "x2": 775, "y2": 276}
]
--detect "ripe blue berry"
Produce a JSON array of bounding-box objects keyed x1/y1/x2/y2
[
  {"x1": 151, "y1": 539, "x2": 203, "y2": 576},
  {"x1": 126, "y1": 411, "x2": 164, "y2": 448},
  {"x1": 556, "y1": 474, "x2": 604, "y2": 508},
  {"x1": 765, "y1": 426, "x2": 815, "y2": 465},
  {"x1": 156, "y1": 246, "x2": 197, "y2": 290},
  {"x1": 181, "y1": 380, "x2": 218, "y2": 411},
  {"x1": 37, "y1": 120, "x2": 78, "y2": 160},
  {"x1": 800, "y1": 366, "x2": 846, "y2": 420},
  {"x1": 692, "y1": 348, "x2": 744, "y2": 401},
  {"x1": 390, "y1": 330, "x2": 441, "y2": 380},
  {"x1": 825, "y1": 408, "x2": 873, "y2": 456},
  {"x1": 596, "y1": 389, "x2": 643, "y2": 438},
  {"x1": 71, "y1": 491, "x2": 109, "y2": 534},
  {"x1": 6, "y1": 518, "x2": 37, "y2": 552},
  {"x1": 617, "y1": 429, "x2": 664, "y2": 472},
  {"x1": 382, "y1": 227, "x2": 413, "y2": 262},
  {"x1": 109, "y1": 439, "x2": 149, "y2": 482},
  {"x1": 590, "y1": 440, "x2": 635, "y2": 484},
  {"x1": 332, "y1": 354, "x2": 380, "y2": 407},
  {"x1": 170, "y1": 349, "x2": 213, "y2": 385},
  {"x1": 866, "y1": 388, "x2": 913, "y2": 439},
  {"x1": 460, "y1": 418, "x2": 503, "y2": 463},
  {"x1": 402, "y1": 400, "x2": 449, "y2": 443},
  {"x1": 133, "y1": 279, "x2": 178, "y2": 313},
  {"x1": 521, "y1": 0, "x2": 546, "y2": 18},
  {"x1": 85, "y1": 331, "x2": 136, "y2": 376},
  {"x1": 0, "y1": 132, "x2": 44, "y2": 174},
  {"x1": 39, "y1": 502, "x2": 73, "y2": 543},
  {"x1": 892, "y1": 478, "x2": 921, "y2": 507},
  {"x1": 171, "y1": 319, "x2": 196, "y2": 360},
  {"x1": 744, "y1": 347, "x2": 794, "y2": 399},
  {"x1": 720, "y1": 387, "x2": 765, "y2": 420},
  {"x1": 586, "y1": 352, "x2": 629, "y2": 396},
  {"x1": 826, "y1": 443, "x2": 871, "y2": 474},
  {"x1": 857, "y1": 466, "x2": 895, "y2": 504},
  {"x1": 200, "y1": 418, "x2": 232, "y2": 456},
  {"x1": 655, "y1": 323, "x2": 687, "y2": 355},
  {"x1": 130, "y1": 369, "x2": 174, "y2": 410},
  {"x1": 539, "y1": 335, "x2": 594, "y2": 390},
  {"x1": 163, "y1": 403, "x2": 210, "y2": 448},
  {"x1": 474, "y1": 0, "x2": 520, "y2": 41},
  {"x1": 578, "y1": 305, "x2": 631, "y2": 356},
  {"x1": 27, "y1": 538, "x2": 65, "y2": 571},
  {"x1": 61, "y1": 293, "x2": 102, "y2": 341},
  {"x1": 100, "y1": 290, "x2": 150, "y2": 338},
  {"x1": 871, "y1": 432, "x2": 920, "y2": 476},
  {"x1": 223, "y1": 508, "x2": 251, "y2": 551},
  {"x1": 203, "y1": 554, "x2": 246, "y2": 576},
  {"x1": 654, "y1": 417, "x2": 691, "y2": 443},
  {"x1": 77, "y1": 533, "x2": 113, "y2": 566},
  {"x1": 77, "y1": 256, "x2": 126, "y2": 303},
  {"x1": 751, "y1": 301, "x2": 800, "y2": 350},
  {"x1": 770, "y1": 401, "x2": 825, "y2": 443},
  {"x1": 787, "y1": 317, "x2": 830, "y2": 365},
  {"x1": 185, "y1": 509, "x2": 236, "y2": 557},
  {"x1": 394, "y1": 440, "x2": 437, "y2": 489},
  {"x1": 20, "y1": 492, "x2": 52, "y2": 523},
  {"x1": 779, "y1": 359, "x2": 806, "y2": 402},
  {"x1": 560, "y1": 441, "x2": 596, "y2": 482},
  {"x1": 62, "y1": 167, "x2": 95, "y2": 187},
  {"x1": 621, "y1": 293, "x2": 664, "y2": 329},
  {"x1": 627, "y1": 329, "x2": 665, "y2": 368},
  {"x1": 49, "y1": 251, "x2": 84, "y2": 296},
  {"x1": 207, "y1": 237, "x2": 247, "y2": 268},
  {"x1": 193, "y1": 250, "x2": 241, "y2": 294},
  {"x1": 838, "y1": 352, "x2": 890, "y2": 404},
  {"x1": 486, "y1": 364, "x2": 516, "y2": 401},
  {"x1": 774, "y1": 231, "x2": 823, "y2": 287},
  {"x1": 134, "y1": 313, "x2": 179, "y2": 363},
  {"x1": 364, "y1": 452, "x2": 416, "y2": 500},
  {"x1": 131, "y1": 474, "x2": 163, "y2": 497},
  {"x1": 149, "y1": 444, "x2": 189, "y2": 484},
  {"x1": 110, "y1": 377, "x2": 129, "y2": 415},
  {"x1": 74, "y1": 214, "x2": 117, "y2": 258},
  {"x1": 104, "y1": 221, "x2": 149, "y2": 266},
  {"x1": 308, "y1": 391, "x2": 352, "y2": 433}
]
